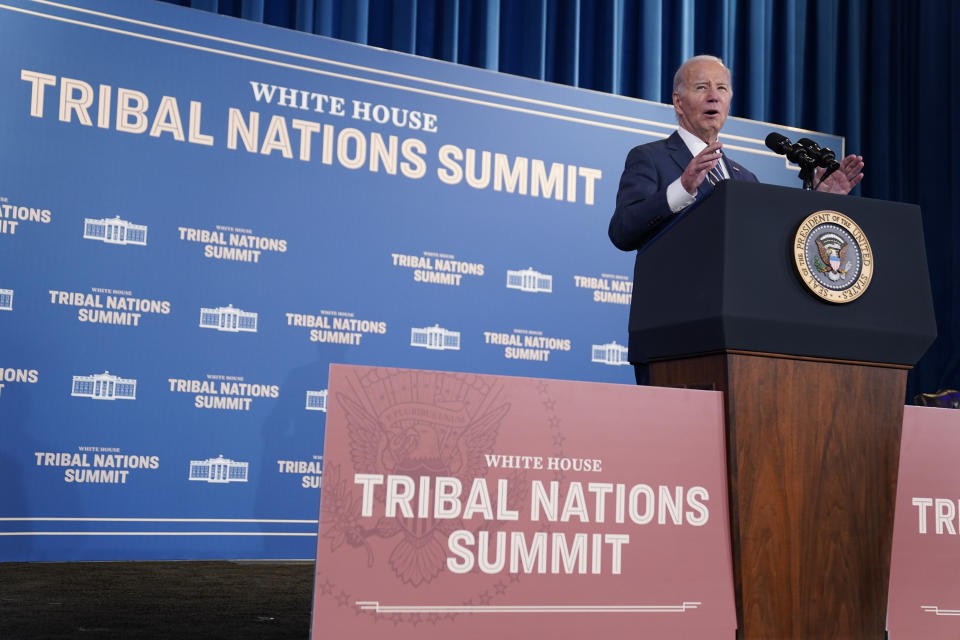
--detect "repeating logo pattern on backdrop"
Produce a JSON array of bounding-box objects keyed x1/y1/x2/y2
[
  {"x1": 592, "y1": 341, "x2": 629, "y2": 365},
  {"x1": 189, "y1": 455, "x2": 249, "y2": 483},
  {"x1": 506, "y1": 267, "x2": 552, "y2": 293},
  {"x1": 71, "y1": 371, "x2": 137, "y2": 400},
  {"x1": 0, "y1": 367, "x2": 38, "y2": 400},
  {"x1": 0, "y1": 197, "x2": 51, "y2": 235},
  {"x1": 83, "y1": 216, "x2": 147, "y2": 245},
  {"x1": 411, "y1": 325, "x2": 461, "y2": 351},
  {"x1": 0, "y1": 0, "x2": 839, "y2": 561}
]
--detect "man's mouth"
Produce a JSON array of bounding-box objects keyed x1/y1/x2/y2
[{"x1": 704, "y1": 109, "x2": 720, "y2": 117}]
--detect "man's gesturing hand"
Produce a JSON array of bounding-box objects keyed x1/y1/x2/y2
[
  {"x1": 681, "y1": 142, "x2": 723, "y2": 195},
  {"x1": 815, "y1": 154, "x2": 864, "y2": 195}
]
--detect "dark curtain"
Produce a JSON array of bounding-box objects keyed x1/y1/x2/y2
[{"x1": 160, "y1": 0, "x2": 960, "y2": 401}]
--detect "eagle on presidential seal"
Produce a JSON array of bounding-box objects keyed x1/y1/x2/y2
[
  {"x1": 320, "y1": 369, "x2": 514, "y2": 586},
  {"x1": 814, "y1": 232, "x2": 852, "y2": 281}
]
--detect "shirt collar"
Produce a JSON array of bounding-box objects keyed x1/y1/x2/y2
[
  {"x1": 676, "y1": 126, "x2": 728, "y2": 179},
  {"x1": 677, "y1": 126, "x2": 709, "y2": 156}
]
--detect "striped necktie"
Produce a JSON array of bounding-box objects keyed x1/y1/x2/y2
[{"x1": 705, "y1": 156, "x2": 726, "y2": 186}]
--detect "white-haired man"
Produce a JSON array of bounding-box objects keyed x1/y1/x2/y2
[{"x1": 608, "y1": 55, "x2": 864, "y2": 383}]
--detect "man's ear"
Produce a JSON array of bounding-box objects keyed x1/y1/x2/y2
[{"x1": 672, "y1": 92, "x2": 683, "y2": 117}]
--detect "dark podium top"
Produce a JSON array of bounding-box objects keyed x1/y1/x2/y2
[{"x1": 629, "y1": 181, "x2": 937, "y2": 366}]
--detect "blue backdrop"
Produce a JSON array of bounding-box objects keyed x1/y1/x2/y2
[
  {"x1": 0, "y1": 0, "x2": 843, "y2": 560},
  {"x1": 160, "y1": 0, "x2": 959, "y2": 401}
]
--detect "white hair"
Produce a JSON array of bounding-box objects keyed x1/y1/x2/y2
[{"x1": 673, "y1": 55, "x2": 730, "y2": 94}]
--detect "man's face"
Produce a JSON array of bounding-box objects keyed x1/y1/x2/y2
[{"x1": 672, "y1": 60, "x2": 732, "y2": 143}]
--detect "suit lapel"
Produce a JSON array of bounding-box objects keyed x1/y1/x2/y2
[
  {"x1": 726, "y1": 157, "x2": 745, "y2": 181},
  {"x1": 669, "y1": 130, "x2": 742, "y2": 180},
  {"x1": 667, "y1": 131, "x2": 718, "y2": 201},
  {"x1": 665, "y1": 131, "x2": 693, "y2": 174},
  {"x1": 667, "y1": 130, "x2": 752, "y2": 188}
]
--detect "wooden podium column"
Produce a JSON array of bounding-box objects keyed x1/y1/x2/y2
[{"x1": 652, "y1": 352, "x2": 907, "y2": 640}]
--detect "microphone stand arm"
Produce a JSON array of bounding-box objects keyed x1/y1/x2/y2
[{"x1": 799, "y1": 163, "x2": 816, "y2": 190}]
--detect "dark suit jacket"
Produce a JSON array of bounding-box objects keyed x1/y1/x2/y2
[{"x1": 608, "y1": 130, "x2": 759, "y2": 362}]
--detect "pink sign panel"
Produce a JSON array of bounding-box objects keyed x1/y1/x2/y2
[
  {"x1": 311, "y1": 365, "x2": 736, "y2": 639},
  {"x1": 888, "y1": 406, "x2": 960, "y2": 639}
]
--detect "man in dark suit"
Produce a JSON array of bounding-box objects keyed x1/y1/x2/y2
[{"x1": 608, "y1": 55, "x2": 864, "y2": 384}]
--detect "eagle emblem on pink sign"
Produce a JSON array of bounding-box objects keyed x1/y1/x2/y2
[{"x1": 321, "y1": 368, "x2": 513, "y2": 586}]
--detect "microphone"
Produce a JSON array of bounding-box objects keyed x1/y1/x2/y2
[
  {"x1": 797, "y1": 137, "x2": 841, "y2": 184},
  {"x1": 764, "y1": 132, "x2": 794, "y2": 155},
  {"x1": 797, "y1": 138, "x2": 840, "y2": 170},
  {"x1": 764, "y1": 132, "x2": 816, "y2": 166}
]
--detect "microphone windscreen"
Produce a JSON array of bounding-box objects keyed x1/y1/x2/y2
[{"x1": 764, "y1": 132, "x2": 791, "y2": 154}]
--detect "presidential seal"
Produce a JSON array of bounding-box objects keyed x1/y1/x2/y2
[{"x1": 793, "y1": 210, "x2": 873, "y2": 303}]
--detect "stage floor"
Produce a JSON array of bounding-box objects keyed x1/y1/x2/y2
[{"x1": 0, "y1": 561, "x2": 314, "y2": 639}]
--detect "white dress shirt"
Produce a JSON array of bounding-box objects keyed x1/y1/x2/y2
[{"x1": 665, "y1": 127, "x2": 728, "y2": 213}]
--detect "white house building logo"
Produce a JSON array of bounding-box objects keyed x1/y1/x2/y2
[
  {"x1": 83, "y1": 216, "x2": 148, "y2": 246},
  {"x1": 71, "y1": 371, "x2": 137, "y2": 400},
  {"x1": 411, "y1": 324, "x2": 461, "y2": 351},
  {"x1": 0, "y1": 288, "x2": 12, "y2": 311},
  {"x1": 199, "y1": 304, "x2": 258, "y2": 333},
  {"x1": 306, "y1": 389, "x2": 328, "y2": 411},
  {"x1": 506, "y1": 267, "x2": 553, "y2": 293},
  {"x1": 188, "y1": 455, "x2": 249, "y2": 483},
  {"x1": 591, "y1": 341, "x2": 630, "y2": 366}
]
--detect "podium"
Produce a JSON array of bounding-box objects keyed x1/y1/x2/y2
[{"x1": 632, "y1": 182, "x2": 937, "y2": 640}]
